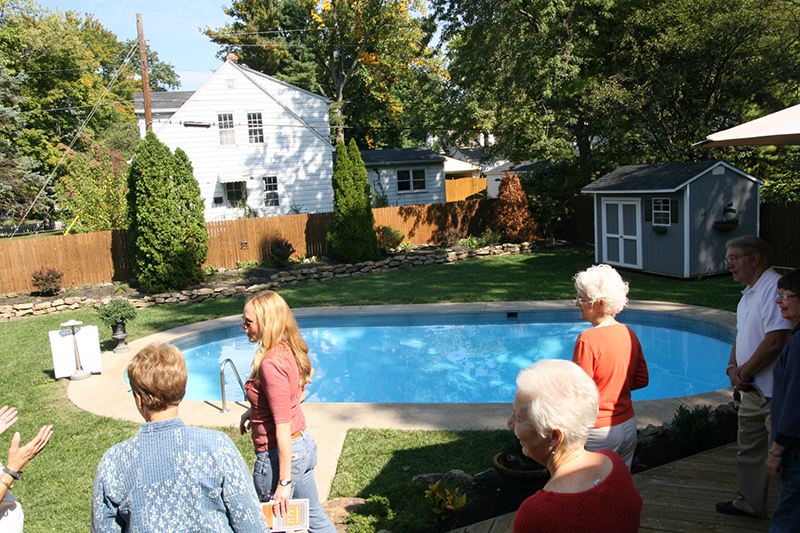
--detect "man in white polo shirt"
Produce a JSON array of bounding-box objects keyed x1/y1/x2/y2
[{"x1": 717, "y1": 236, "x2": 791, "y2": 519}]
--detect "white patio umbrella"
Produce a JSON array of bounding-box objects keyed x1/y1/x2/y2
[{"x1": 692, "y1": 104, "x2": 800, "y2": 148}]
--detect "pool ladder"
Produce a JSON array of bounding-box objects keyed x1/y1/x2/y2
[{"x1": 219, "y1": 359, "x2": 246, "y2": 413}]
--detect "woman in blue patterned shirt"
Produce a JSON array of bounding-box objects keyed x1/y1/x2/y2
[{"x1": 91, "y1": 343, "x2": 268, "y2": 532}]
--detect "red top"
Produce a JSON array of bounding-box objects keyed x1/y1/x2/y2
[
  {"x1": 513, "y1": 451, "x2": 642, "y2": 533},
  {"x1": 244, "y1": 343, "x2": 306, "y2": 452},
  {"x1": 573, "y1": 323, "x2": 649, "y2": 428}
]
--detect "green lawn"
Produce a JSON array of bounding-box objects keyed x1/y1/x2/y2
[{"x1": 0, "y1": 247, "x2": 741, "y2": 532}]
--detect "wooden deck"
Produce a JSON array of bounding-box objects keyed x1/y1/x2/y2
[{"x1": 453, "y1": 444, "x2": 777, "y2": 533}]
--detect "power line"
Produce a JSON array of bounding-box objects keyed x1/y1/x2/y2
[{"x1": 19, "y1": 100, "x2": 135, "y2": 115}]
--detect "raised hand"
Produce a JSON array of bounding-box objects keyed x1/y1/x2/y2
[{"x1": 7, "y1": 425, "x2": 53, "y2": 473}]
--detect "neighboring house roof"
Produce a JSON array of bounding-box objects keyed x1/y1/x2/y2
[
  {"x1": 443, "y1": 156, "x2": 481, "y2": 173},
  {"x1": 134, "y1": 91, "x2": 194, "y2": 113},
  {"x1": 581, "y1": 160, "x2": 761, "y2": 194},
  {"x1": 360, "y1": 147, "x2": 445, "y2": 167},
  {"x1": 446, "y1": 146, "x2": 492, "y2": 165},
  {"x1": 484, "y1": 160, "x2": 540, "y2": 174}
]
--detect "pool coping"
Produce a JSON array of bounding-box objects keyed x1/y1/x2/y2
[{"x1": 67, "y1": 300, "x2": 737, "y2": 501}]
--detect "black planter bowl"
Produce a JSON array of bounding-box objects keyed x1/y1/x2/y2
[{"x1": 492, "y1": 451, "x2": 550, "y2": 490}]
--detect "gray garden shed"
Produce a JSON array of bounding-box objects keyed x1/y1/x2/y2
[{"x1": 581, "y1": 161, "x2": 762, "y2": 278}]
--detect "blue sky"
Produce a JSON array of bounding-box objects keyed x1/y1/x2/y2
[{"x1": 38, "y1": 0, "x2": 232, "y2": 90}]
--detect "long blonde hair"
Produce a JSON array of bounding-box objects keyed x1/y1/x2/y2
[{"x1": 246, "y1": 290, "x2": 314, "y2": 386}]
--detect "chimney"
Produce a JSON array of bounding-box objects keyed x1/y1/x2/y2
[{"x1": 226, "y1": 53, "x2": 239, "y2": 63}]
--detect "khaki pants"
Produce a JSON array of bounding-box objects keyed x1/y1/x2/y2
[{"x1": 734, "y1": 389, "x2": 772, "y2": 517}]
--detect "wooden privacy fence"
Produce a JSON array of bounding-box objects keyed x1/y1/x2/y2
[
  {"x1": 0, "y1": 200, "x2": 498, "y2": 294},
  {"x1": 0, "y1": 230, "x2": 132, "y2": 294},
  {"x1": 445, "y1": 177, "x2": 487, "y2": 202}
]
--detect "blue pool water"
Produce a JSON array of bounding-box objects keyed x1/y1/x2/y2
[{"x1": 172, "y1": 309, "x2": 734, "y2": 403}]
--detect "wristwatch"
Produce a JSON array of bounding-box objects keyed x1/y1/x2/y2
[
  {"x1": 278, "y1": 478, "x2": 291, "y2": 486},
  {"x1": 2, "y1": 467, "x2": 20, "y2": 480}
]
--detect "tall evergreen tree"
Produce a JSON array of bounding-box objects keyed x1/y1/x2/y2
[
  {"x1": 173, "y1": 147, "x2": 208, "y2": 283},
  {"x1": 326, "y1": 139, "x2": 379, "y2": 263},
  {"x1": 127, "y1": 132, "x2": 207, "y2": 292}
]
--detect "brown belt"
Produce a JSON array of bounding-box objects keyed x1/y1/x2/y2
[{"x1": 266, "y1": 430, "x2": 303, "y2": 450}]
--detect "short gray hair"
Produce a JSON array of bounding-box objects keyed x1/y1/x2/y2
[
  {"x1": 726, "y1": 235, "x2": 773, "y2": 266},
  {"x1": 573, "y1": 264, "x2": 629, "y2": 316},
  {"x1": 516, "y1": 359, "x2": 599, "y2": 449}
]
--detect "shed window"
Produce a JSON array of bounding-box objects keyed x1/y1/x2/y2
[
  {"x1": 247, "y1": 112, "x2": 264, "y2": 144},
  {"x1": 397, "y1": 169, "x2": 426, "y2": 192},
  {"x1": 263, "y1": 176, "x2": 279, "y2": 206},
  {"x1": 218, "y1": 113, "x2": 235, "y2": 145},
  {"x1": 652, "y1": 198, "x2": 671, "y2": 226},
  {"x1": 224, "y1": 182, "x2": 245, "y2": 206}
]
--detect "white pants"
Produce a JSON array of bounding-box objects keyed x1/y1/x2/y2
[
  {"x1": 585, "y1": 417, "x2": 637, "y2": 469},
  {"x1": 0, "y1": 491, "x2": 24, "y2": 533}
]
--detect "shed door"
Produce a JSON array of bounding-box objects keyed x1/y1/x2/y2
[{"x1": 601, "y1": 199, "x2": 642, "y2": 269}]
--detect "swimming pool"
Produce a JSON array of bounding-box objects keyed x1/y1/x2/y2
[{"x1": 172, "y1": 308, "x2": 734, "y2": 404}]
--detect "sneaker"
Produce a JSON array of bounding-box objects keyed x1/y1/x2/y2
[{"x1": 715, "y1": 501, "x2": 761, "y2": 518}]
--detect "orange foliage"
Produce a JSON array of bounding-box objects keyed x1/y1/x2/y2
[{"x1": 491, "y1": 172, "x2": 534, "y2": 242}]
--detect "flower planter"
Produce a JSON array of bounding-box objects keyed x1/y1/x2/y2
[
  {"x1": 111, "y1": 320, "x2": 130, "y2": 353},
  {"x1": 713, "y1": 219, "x2": 739, "y2": 232},
  {"x1": 492, "y1": 451, "x2": 550, "y2": 490}
]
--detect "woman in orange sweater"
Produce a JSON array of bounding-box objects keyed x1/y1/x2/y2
[{"x1": 572, "y1": 264, "x2": 649, "y2": 468}]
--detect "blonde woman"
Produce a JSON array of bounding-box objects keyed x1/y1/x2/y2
[{"x1": 240, "y1": 291, "x2": 335, "y2": 533}]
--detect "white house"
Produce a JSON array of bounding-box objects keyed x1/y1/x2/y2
[
  {"x1": 360, "y1": 148, "x2": 446, "y2": 206},
  {"x1": 134, "y1": 58, "x2": 335, "y2": 221}
]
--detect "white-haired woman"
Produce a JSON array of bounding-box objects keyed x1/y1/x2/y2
[
  {"x1": 509, "y1": 359, "x2": 642, "y2": 533},
  {"x1": 573, "y1": 264, "x2": 649, "y2": 468}
]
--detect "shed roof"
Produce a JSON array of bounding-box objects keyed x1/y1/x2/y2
[
  {"x1": 360, "y1": 147, "x2": 445, "y2": 167},
  {"x1": 134, "y1": 91, "x2": 194, "y2": 113},
  {"x1": 581, "y1": 161, "x2": 757, "y2": 194}
]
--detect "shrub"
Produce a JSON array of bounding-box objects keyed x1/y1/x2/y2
[
  {"x1": 491, "y1": 172, "x2": 534, "y2": 242},
  {"x1": 31, "y1": 267, "x2": 64, "y2": 296},
  {"x1": 326, "y1": 139, "x2": 380, "y2": 263},
  {"x1": 436, "y1": 228, "x2": 462, "y2": 247},
  {"x1": 479, "y1": 228, "x2": 501, "y2": 247},
  {"x1": 667, "y1": 405, "x2": 717, "y2": 456},
  {"x1": 375, "y1": 225, "x2": 404, "y2": 253},
  {"x1": 399, "y1": 241, "x2": 414, "y2": 252},
  {"x1": 236, "y1": 259, "x2": 260, "y2": 269},
  {"x1": 459, "y1": 235, "x2": 481, "y2": 249},
  {"x1": 270, "y1": 237, "x2": 295, "y2": 267},
  {"x1": 96, "y1": 298, "x2": 137, "y2": 328}
]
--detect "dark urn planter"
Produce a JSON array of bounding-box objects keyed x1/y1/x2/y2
[
  {"x1": 111, "y1": 320, "x2": 130, "y2": 353},
  {"x1": 492, "y1": 451, "x2": 550, "y2": 490}
]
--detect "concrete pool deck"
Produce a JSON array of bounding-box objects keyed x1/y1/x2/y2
[{"x1": 68, "y1": 300, "x2": 737, "y2": 502}]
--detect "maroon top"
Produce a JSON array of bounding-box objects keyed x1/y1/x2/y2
[
  {"x1": 244, "y1": 343, "x2": 306, "y2": 452},
  {"x1": 513, "y1": 451, "x2": 642, "y2": 533}
]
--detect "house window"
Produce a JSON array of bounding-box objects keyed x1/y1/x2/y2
[
  {"x1": 652, "y1": 198, "x2": 671, "y2": 226},
  {"x1": 248, "y1": 112, "x2": 264, "y2": 144},
  {"x1": 224, "y1": 181, "x2": 246, "y2": 206},
  {"x1": 397, "y1": 169, "x2": 426, "y2": 192},
  {"x1": 218, "y1": 113, "x2": 235, "y2": 145},
  {"x1": 263, "y1": 176, "x2": 279, "y2": 206}
]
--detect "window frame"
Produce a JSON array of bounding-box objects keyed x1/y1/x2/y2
[
  {"x1": 247, "y1": 112, "x2": 264, "y2": 144},
  {"x1": 262, "y1": 176, "x2": 279, "y2": 207},
  {"x1": 396, "y1": 168, "x2": 427, "y2": 193},
  {"x1": 224, "y1": 181, "x2": 246, "y2": 206},
  {"x1": 217, "y1": 113, "x2": 235, "y2": 146},
  {"x1": 652, "y1": 198, "x2": 671, "y2": 226}
]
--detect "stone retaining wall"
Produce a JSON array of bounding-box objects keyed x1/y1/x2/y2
[{"x1": 0, "y1": 242, "x2": 533, "y2": 321}]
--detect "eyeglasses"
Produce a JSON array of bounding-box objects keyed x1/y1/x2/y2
[
  {"x1": 724, "y1": 253, "x2": 753, "y2": 265},
  {"x1": 776, "y1": 291, "x2": 798, "y2": 301},
  {"x1": 242, "y1": 317, "x2": 254, "y2": 327},
  {"x1": 575, "y1": 296, "x2": 587, "y2": 304}
]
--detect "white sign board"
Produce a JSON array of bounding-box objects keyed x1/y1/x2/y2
[{"x1": 49, "y1": 326, "x2": 102, "y2": 379}]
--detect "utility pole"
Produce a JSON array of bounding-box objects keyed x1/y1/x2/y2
[{"x1": 136, "y1": 13, "x2": 153, "y2": 132}]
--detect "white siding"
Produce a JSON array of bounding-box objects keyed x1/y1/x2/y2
[
  {"x1": 137, "y1": 61, "x2": 334, "y2": 220},
  {"x1": 367, "y1": 164, "x2": 446, "y2": 207}
]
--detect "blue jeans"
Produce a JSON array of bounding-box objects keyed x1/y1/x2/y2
[
  {"x1": 253, "y1": 429, "x2": 336, "y2": 533},
  {"x1": 770, "y1": 450, "x2": 800, "y2": 532}
]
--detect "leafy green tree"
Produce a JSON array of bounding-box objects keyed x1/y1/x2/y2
[
  {"x1": 327, "y1": 139, "x2": 379, "y2": 262},
  {"x1": 435, "y1": 0, "x2": 800, "y2": 183},
  {"x1": 127, "y1": 132, "x2": 207, "y2": 292},
  {"x1": 206, "y1": 0, "x2": 441, "y2": 147},
  {"x1": 56, "y1": 137, "x2": 128, "y2": 232},
  {"x1": 0, "y1": 67, "x2": 50, "y2": 220},
  {"x1": 173, "y1": 147, "x2": 209, "y2": 271}
]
